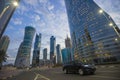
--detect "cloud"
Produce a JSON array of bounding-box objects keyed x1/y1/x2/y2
[
  {"x1": 5, "y1": 0, "x2": 120, "y2": 64},
  {"x1": 48, "y1": 5, "x2": 54, "y2": 10},
  {"x1": 12, "y1": 18, "x2": 22, "y2": 25}
]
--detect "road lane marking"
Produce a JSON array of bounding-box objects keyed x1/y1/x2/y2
[
  {"x1": 34, "y1": 74, "x2": 39, "y2": 80},
  {"x1": 90, "y1": 76, "x2": 120, "y2": 80},
  {"x1": 34, "y1": 73, "x2": 50, "y2": 80}
]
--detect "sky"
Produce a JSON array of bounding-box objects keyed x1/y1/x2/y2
[{"x1": 3, "y1": 0, "x2": 120, "y2": 64}]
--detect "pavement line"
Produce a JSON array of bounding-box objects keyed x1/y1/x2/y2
[
  {"x1": 34, "y1": 72, "x2": 50, "y2": 80},
  {"x1": 90, "y1": 75, "x2": 120, "y2": 80},
  {"x1": 34, "y1": 74, "x2": 39, "y2": 80},
  {"x1": 37, "y1": 74, "x2": 50, "y2": 80}
]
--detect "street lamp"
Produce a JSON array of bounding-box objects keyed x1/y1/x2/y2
[
  {"x1": 98, "y1": 9, "x2": 120, "y2": 38},
  {"x1": 0, "y1": 1, "x2": 19, "y2": 18},
  {"x1": 13, "y1": 1, "x2": 18, "y2": 7},
  {"x1": 99, "y1": 9, "x2": 103, "y2": 14},
  {"x1": 109, "y1": 23, "x2": 113, "y2": 26}
]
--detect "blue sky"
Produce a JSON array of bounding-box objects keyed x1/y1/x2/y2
[{"x1": 3, "y1": 0, "x2": 120, "y2": 64}]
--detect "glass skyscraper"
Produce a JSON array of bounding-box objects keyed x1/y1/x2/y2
[
  {"x1": 15, "y1": 26, "x2": 35, "y2": 68},
  {"x1": 50, "y1": 36, "x2": 56, "y2": 64},
  {"x1": 65, "y1": 35, "x2": 72, "y2": 48},
  {"x1": 65, "y1": 0, "x2": 120, "y2": 64},
  {"x1": 56, "y1": 44, "x2": 61, "y2": 64},
  {"x1": 0, "y1": 35, "x2": 10, "y2": 52},
  {"x1": 32, "y1": 33, "x2": 41, "y2": 67},
  {"x1": 43, "y1": 48, "x2": 47, "y2": 60},
  {"x1": 0, "y1": 0, "x2": 20, "y2": 39},
  {"x1": 61, "y1": 48, "x2": 72, "y2": 64}
]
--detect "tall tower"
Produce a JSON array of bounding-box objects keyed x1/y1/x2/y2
[
  {"x1": 0, "y1": 35, "x2": 10, "y2": 52},
  {"x1": 65, "y1": 35, "x2": 72, "y2": 48},
  {"x1": 43, "y1": 48, "x2": 47, "y2": 60},
  {"x1": 32, "y1": 33, "x2": 41, "y2": 67},
  {"x1": 15, "y1": 26, "x2": 35, "y2": 68},
  {"x1": 56, "y1": 44, "x2": 61, "y2": 64},
  {"x1": 0, "y1": 0, "x2": 20, "y2": 39},
  {"x1": 65, "y1": 0, "x2": 120, "y2": 64},
  {"x1": 50, "y1": 36, "x2": 56, "y2": 64}
]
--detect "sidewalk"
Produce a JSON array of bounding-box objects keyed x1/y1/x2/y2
[
  {"x1": 0, "y1": 67, "x2": 23, "y2": 80},
  {"x1": 96, "y1": 64, "x2": 120, "y2": 68}
]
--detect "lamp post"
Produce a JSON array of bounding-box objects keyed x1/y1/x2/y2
[
  {"x1": 98, "y1": 9, "x2": 120, "y2": 38},
  {"x1": 0, "y1": 0, "x2": 19, "y2": 39},
  {"x1": 0, "y1": 1, "x2": 18, "y2": 19}
]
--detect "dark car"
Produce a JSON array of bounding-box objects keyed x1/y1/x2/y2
[{"x1": 63, "y1": 61, "x2": 96, "y2": 75}]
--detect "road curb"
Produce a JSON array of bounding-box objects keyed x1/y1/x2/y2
[{"x1": 96, "y1": 65, "x2": 120, "y2": 68}]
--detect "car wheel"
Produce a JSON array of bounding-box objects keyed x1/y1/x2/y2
[
  {"x1": 64, "y1": 69, "x2": 68, "y2": 74},
  {"x1": 79, "y1": 69, "x2": 84, "y2": 75}
]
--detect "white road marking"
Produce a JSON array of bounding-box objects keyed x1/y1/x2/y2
[
  {"x1": 34, "y1": 73, "x2": 50, "y2": 80},
  {"x1": 90, "y1": 75, "x2": 120, "y2": 80}
]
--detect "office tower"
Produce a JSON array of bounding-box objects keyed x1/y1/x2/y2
[
  {"x1": 43, "y1": 48, "x2": 47, "y2": 60},
  {"x1": 65, "y1": 0, "x2": 120, "y2": 64},
  {"x1": 65, "y1": 35, "x2": 72, "y2": 48},
  {"x1": 50, "y1": 36, "x2": 56, "y2": 64},
  {"x1": 0, "y1": 0, "x2": 20, "y2": 39},
  {"x1": 15, "y1": 26, "x2": 35, "y2": 68},
  {"x1": 61, "y1": 48, "x2": 72, "y2": 64},
  {"x1": 0, "y1": 35, "x2": 10, "y2": 52},
  {"x1": 32, "y1": 33, "x2": 41, "y2": 67},
  {"x1": 65, "y1": 35, "x2": 73, "y2": 61},
  {"x1": 56, "y1": 44, "x2": 61, "y2": 64}
]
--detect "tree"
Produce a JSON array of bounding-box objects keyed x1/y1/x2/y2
[{"x1": 0, "y1": 50, "x2": 8, "y2": 70}]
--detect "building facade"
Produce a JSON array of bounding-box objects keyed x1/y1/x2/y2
[
  {"x1": 0, "y1": 0, "x2": 20, "y2": 39},
  {"x1": 32, "y1": 33, "x2": 41, "y2": 67},
  {"x1": 43, "y1": 48, "x2": 47, "y2": 60},
  {"x1": 0, "y1": 35, "x2": 10, "y2": 52},
  {"x1": 15, "y1": 26, "x2": 35, "y2": 68},
  {"x1": 61, "y1": 48, "x2": 72, "y2": 64},
  {"x1": 65, "y1": 0, "x2": 120, "y2": 64},
  {"x1": 50, "y1": 36, "x2": 56, "y2": 64},
  {"x1": 56, "y1": 44, "x2": 61, "y2": 64},
  {"x1": 65, "y1": 35, "x2": 72, "y2": 48}
]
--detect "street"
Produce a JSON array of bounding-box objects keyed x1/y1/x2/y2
[{"x1": 7, "y1": 65, "x2": 120, "y2": 80}]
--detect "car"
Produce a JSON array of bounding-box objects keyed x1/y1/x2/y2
[{"x1": 62, "y1": 61, "x2": 96, "y2": 75}]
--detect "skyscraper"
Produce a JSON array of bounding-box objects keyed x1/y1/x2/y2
[
  {"x1": 56, "y1": 44, "x2": 61, "y2": 64},
  {"x1": 0, "y1": 35, "x2": 10, "y2": 52},
  {"x1": 15, "y1": 26, "x2": 35, "y2": 68},
  {"x1": 61, "y1": 48, "x2": 72, "y2": 64},
  {"x1": 43, "y1": 48, "x2": 47, "y2": 60},
  {"x1": 0, "y1": 0, "x2": 20, "y2": 39},
  {"x1": 65, "y1": 0, "x2": 120, "y2": 64},
  {"x1": 32, "y1": 33, "x2": 41, "y2": 67},
  {"x1": 65, "y1": 35, "x2": 72, "y2": 48},
  {"x1": 50, "y1": 36, "x2": 56, "y2": 64}
]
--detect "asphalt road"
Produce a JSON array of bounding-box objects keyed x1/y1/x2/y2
[{"x1": 7, "y1": 65, "x2": 120, "y2": 80}]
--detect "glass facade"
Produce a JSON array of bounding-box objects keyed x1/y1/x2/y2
[
  {"x1": 65, "y1": 35, "x2": 72, "y2": 48},
  {"x1": 43, "y1": 48, "x2": 47, "y2": 60},
  {"x1": 56, "y1": 44, "x2": 61, "y2": 64},
  {"x1": 0, "y1": 0, "x2": 19, "y2": 39},
  {"x1": 65, "y1": 0, "x2": 120, "y2": 64},
  {"x1": 15, "y1": 26, "x2": 35, "y2": 68},
  {"x1": 0, "y1": 35, "x2": 10, "y2": 53},
  {"x1": 50, "y1": 36, "x2": 56, "y2": 63},
  {"x1": 32, "y1": 33, "x2": 41, "y2": 67},
  {"x1": 61, "y1": 48, "x2": 72, "y2": 64}
]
